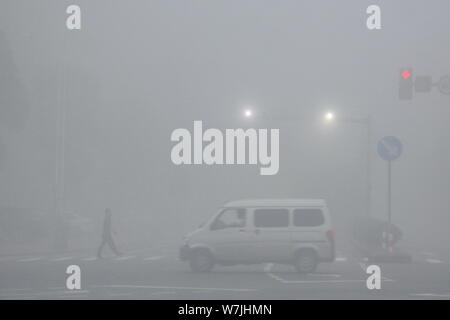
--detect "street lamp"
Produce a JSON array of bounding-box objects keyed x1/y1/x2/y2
[
  {"x1": 324, "y1": 112, "x2": 335, "y2": 122},
  {"x1": 244, "y1": 109, "x2": 253, "y2": 118},
  {"x1": 322, "y1": 111, "x2": 372, "y2": 217}
]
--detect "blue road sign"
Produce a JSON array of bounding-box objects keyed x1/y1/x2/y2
[{"x1": 377, "y1": 136, "x2": 402, "y2": 161}]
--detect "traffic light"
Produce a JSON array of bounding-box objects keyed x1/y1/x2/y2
[{"x1": 399, "y1": 68, "x2": 413, "y2": 100}]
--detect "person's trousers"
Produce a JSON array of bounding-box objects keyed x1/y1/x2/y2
[{"x1": 97, "y1": 236, "x2": 120, "y2": 257}]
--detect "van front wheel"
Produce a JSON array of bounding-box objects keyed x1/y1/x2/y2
[
  {"x1": 189, "y1": 250, "x2": 214, "y2": 272},
  {"x1": 294, "y1": 250, "x2": 318, "y2": 273}
]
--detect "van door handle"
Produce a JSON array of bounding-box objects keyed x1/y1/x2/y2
[{"x1": 254, "y1": 229, "x2": 260, "y2": 235}]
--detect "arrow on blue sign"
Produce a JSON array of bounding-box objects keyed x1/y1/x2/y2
[{"x1": 377, "y1": 136, "x2": 402, "y2": 161}]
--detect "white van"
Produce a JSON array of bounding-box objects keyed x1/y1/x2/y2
[{"x1": 179, "y1": 199, "x2": 335, "y2": 273}]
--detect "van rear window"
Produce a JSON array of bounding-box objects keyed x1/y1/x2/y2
[
  {"x1": 293, "y1": 208, "x2": 324, "y2": 227},
  {"x1": 254, "y1": 209, "x2": 289, "y2": 227}
]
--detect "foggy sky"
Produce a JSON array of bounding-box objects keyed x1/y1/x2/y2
[{"x1": 1, "y1": 0, "x2": 450, "y2": 249}]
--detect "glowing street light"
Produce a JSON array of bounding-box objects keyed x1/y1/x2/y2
[
  {"x1": 244, "y1": 109, "x2": 253, "y2": 118},
  {"x1": 324, "y1": 112, "x2": 335, "y2": 122}
]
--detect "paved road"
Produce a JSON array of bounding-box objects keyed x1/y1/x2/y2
[{"x1": 0, "y1": 244, "x2": 449, "y2": 299}]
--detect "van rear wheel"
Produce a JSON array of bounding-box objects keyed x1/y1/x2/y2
[
  {"x1": 294, "y1": 250, "x2": 318, "y2": 273},
  {"x1": 189, "y1": 250, "x2": 214, "y2": 272}
]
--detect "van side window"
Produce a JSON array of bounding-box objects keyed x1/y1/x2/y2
[
  {"x1": 254, "y1": 209, "x2": 289, "y2": 228},
  {"x1": 210, "y1": 208, "x2": 246, "y2": 231},
  {"x1": 293, "y1": 208, "x2": 325, "y2": 227}
]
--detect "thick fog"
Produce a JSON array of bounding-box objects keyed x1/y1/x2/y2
[{"x1": 0, "y1": 0, "x2": 449, "y2": 292}]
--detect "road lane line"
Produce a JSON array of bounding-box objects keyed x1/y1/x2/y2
[
  {"x1": 144, "y1": 255, "x2": 164, "y2": 261},
  {"x1": 264, "y1": 263, "x2": 286, "y2": 282},
  {"x1": 426, "y1": 258, "x2": 444, "y2": 264},
  {"x1": 50, "y1": 290, "x2": 90, "y2": 295},
  {"x1": 115, "y1": 255, "x2": 136, "y2": 261},
  {"x1": 107, "y1": 292, "x2": 133, "y2": 297},
  {"x1": 335, "y1": 257, "x2": 348, "y2": 262},
  {"x1": 93, "y1": 285, "x2": 256, "y2": 292},
  {"x1": 29, "y1": 290, "x2": 90, "y2": 298},
  {"x1": 82, "y1": 257, "x2": 98, "y2": 261},
  {"x1": 151, "y1": 291, "x2": 176, "y2": 295},
  {"x1": 278, "y1": 279, "x2": 366, "y2": 284},
  {"x1": 410, "y1": 293, "x2": 450, "y2": 298},
  {"x1": 51, "y1": 256, "x2": 74, "y2": 262},
  {"x1": 307, "y1": 273, "x2": 341, "y2": 278},
  {"x1": 17, "y1": 257, "x2": 42, "y2": 262},
  {"x1": 266, "y1": 261, "x2": 394, "y2": 284},
  {"x1": 264, "y1": 263, "x2": 378, "y2": 284},
  {"x1": 0, "y1": 293, "x2": 34, "y2": 297},
  {"x1": 0, "y1": 288, "x2": 33, "y2": 292}
]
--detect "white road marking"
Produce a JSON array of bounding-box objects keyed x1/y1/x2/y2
[
  {"x1": 426, "y1": 258, "x2": 443, "y2": 264},
  {"x1": 264, "y1": 262, "x2": 394, "y2": 284},
  {"x1": 410, "y1": 293, "x2": 450, "y2": 298},
  {"x1": 82, "y1": 257, "x2": 98, "y2": 261},
  {"x1": 264, "y1": 263, "x2": 286, "y2": 282},
  {"x1": 264, "y1": 263, "x2": 345, "y2": 283},
  {"x1": 54, "y1": 290, "x2": 90, "y2": 295},
  {"x1": 151, "y1": 291, "x2": 177, "y2": 295},
  {"x1": 335, "y1": 257, "x2": 348, "y2": 262},
  {"x1": 51, "y1": 256, "x2": 73, "y2": 262},
  {"x1": 0, "y1": 293, "x2": 34, "y2": 297},
  {"x1": 281, "y1": 279, "x2": 371, "y2": 284},
  {"x1": 17, "y1": 257, "x2": 42, "y2": 262},
  {"x1": 191, "y1": 290, "x2": 214, "y2": 294},
  {"x1": 29, "y1": 290, "x2": 90, "y2": 297},
  {"x1": 94, "y1": 285, "x2": 256, "y2": 292},
  {"x1": 115, "y1": 255, "x2": 136, "y2": 261},
  {"x1": 0, "y1": 288, "x2": 32, "y2": 292},
  {"x1": 308, "y1": 273, "x2": 342, "y2": 278},
  {"x1": 144, "y1": 255, "x2": 164, "y2": 261},
  {"x1": 107, "y1": 292, "x2": 133, "y2": 297}
]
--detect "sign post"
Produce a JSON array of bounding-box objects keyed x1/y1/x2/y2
[{"x1": 377, "y1": 136, "x2": 403, "y2": 252}]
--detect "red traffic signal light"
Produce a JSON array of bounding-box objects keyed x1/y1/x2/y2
[
  {"x1": 401, "y1": 70, "x2": 411, "y2": 79},
  {"x1": 399, "y1": 68, "x2": 413, "y2": 100}
]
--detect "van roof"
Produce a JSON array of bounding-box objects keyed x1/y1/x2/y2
[{"x1": 223, "y1": 198, "x2": 327, "y2": 208}]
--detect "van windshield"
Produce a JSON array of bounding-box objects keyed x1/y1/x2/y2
[{"x1": 210, "y1": 208, "x2": 246, "y2": 230}]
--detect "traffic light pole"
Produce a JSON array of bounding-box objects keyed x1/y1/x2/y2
[
  {"x1": 342, "y1": 115, "x2": 372, "y2": 217},
  {"x1": 53, "y1": 27, "x2": 69, "y2": 253},
  {"x1": 387, "y1": 159, "x2": 392, "y2": 225},
  {"x1": 366, "y1": 115, "x2": 372, "y2": 217},
  {"x1": 386, "y1": 160, "x2": 392, "y2": 252}
]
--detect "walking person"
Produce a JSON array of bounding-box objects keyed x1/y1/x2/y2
[{"x1": 97, "y1": 208, "x2": 122, "y2": 258}]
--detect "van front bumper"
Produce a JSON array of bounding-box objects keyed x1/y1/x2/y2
[{"x1": 179, "y1": 245, "x2": 191, "y2": 260}]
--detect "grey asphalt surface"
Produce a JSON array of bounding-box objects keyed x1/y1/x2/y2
[{"x1": 1, "y1": 242, "x2": 449, "y2": 300}]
